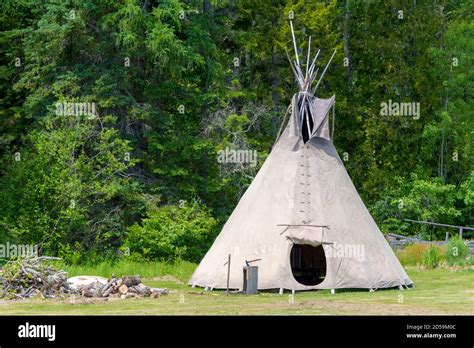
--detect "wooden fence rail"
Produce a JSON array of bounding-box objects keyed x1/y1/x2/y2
[{"x1": 386, "y1": 233, "x2": 474, "y2": 254}]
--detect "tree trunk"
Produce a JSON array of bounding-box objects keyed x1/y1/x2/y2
[
  {"x1": 439, "y1": 132, "x2": 445, "y2": 182},
  {"x1": 343, "y1": 0, "x2": 353, "y2": 90},
  {"x1": 203, "y1": 0, "x2": 211, "y2": 14},
  {"x1": 271, "y1": 53, "x2": 281, "y2": 105}
]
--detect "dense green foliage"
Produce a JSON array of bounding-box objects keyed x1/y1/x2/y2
[
  {"x1": 423, "y1": 246, "x2": 442, "y2": 269},
  {"x1": 0, "y1": 0, "x2": 472, "y2": 262},
  {"x1": 125, "y1": 203, "x2": 217, "y2": 262},
  {"x1": 445, "y1": 236, "x2": 471, "y2": 265}
]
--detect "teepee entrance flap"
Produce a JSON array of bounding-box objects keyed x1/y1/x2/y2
[{"x1": 283, "y1": 224, "x2": 332, "y2": 247}]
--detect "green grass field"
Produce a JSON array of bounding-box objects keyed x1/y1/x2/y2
[{"x1": 0, "y1": 265, "x2": 472, "y2": 315}]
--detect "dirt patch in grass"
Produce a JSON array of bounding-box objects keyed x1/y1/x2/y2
[
  {"x1": 296, "y1": 300, "x2": 446, "y2": 315},
  {"x1": 151, "y1": 275, "x2": 184, "y2": 284}
]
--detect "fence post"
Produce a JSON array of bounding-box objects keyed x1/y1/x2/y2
[
  {"x1": 226, "y1": 254, "x2": 231, "y2": 295},
  {"x1": 459, "y1": 227, "x2": 463, "y2": 240}
]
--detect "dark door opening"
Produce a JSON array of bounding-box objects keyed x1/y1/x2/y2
[{"x1": 290, "y1": 244, "x2": 326, "y2": 286}]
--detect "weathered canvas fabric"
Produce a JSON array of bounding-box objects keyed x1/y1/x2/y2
[{"x1": 189, "y1": 95, "x2": 413, "y2": 290}]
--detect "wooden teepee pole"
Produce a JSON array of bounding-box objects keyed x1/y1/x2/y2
[{"x1": 289, "y1": 20, "x2": 300, "y2": 68}]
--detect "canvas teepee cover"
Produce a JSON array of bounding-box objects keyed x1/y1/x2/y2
[{"x1": 189, "y1": 24, "x2": 413, "y2": 291}]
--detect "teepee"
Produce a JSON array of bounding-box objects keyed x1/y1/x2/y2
[{"x1": 190, "y1": 21, "x2": 413, "y2": 291}]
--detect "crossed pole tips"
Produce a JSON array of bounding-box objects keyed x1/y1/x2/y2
[{"x1": 287, "y1": 19, "x2": 337, "y2": 95}]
